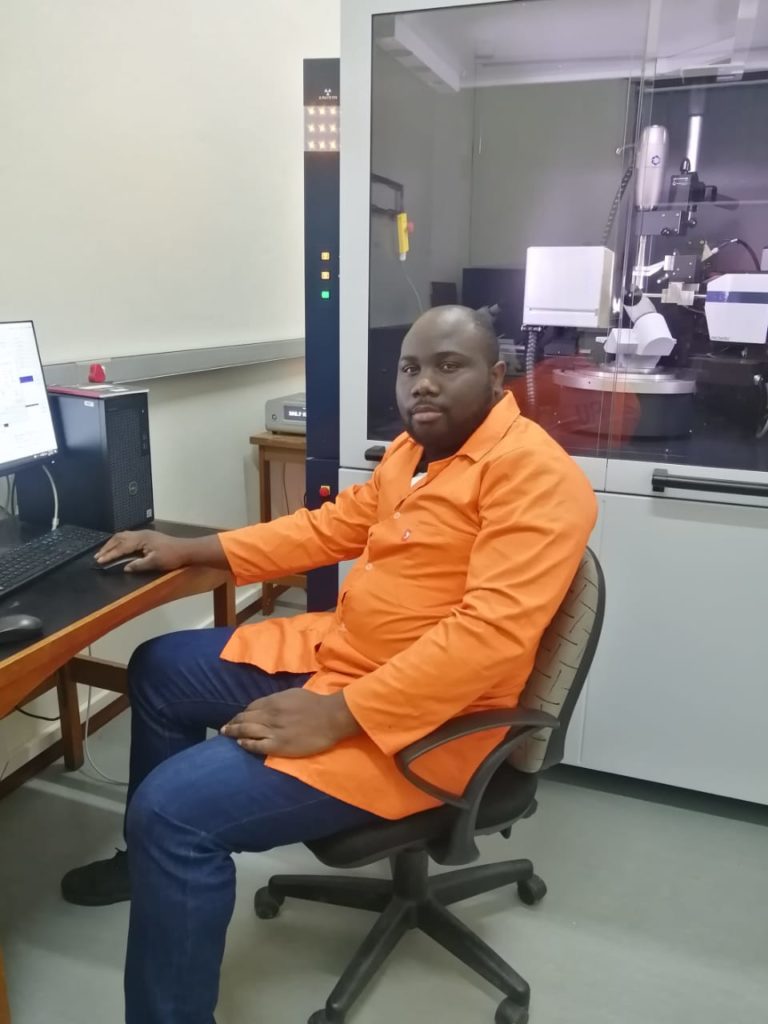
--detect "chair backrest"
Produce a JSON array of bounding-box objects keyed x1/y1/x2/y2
[{"x1": 509, "y1": 547, "x2": 605, "y2": 774}]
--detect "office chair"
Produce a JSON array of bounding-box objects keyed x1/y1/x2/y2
[{"x1": 255, "y1": 549, "x2": 605, "y2": 1024}]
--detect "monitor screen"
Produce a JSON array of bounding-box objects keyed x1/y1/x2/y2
[{"x1": 0, "y1": 321, "x2": 58, "y2": 476}]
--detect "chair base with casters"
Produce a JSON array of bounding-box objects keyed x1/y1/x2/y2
[
  {"x1": 256, "y1": 848, "x2": 545, "y2": 1024},
  {"x1": 254, "y1": 550, "x2": 605, "y2": 1024},
  {"x1": 255, "y1": 766, "x2": 544, "y2": 1024}
]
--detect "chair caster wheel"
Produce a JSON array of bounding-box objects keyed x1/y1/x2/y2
[
  {"x1": 517, "y1": 874, "x2": 547, "y2": 906},
  {"x1": 495, "y1": 997, "x2": 529, "y2": 1024},
  {"x1": 254, "y1": 887, "x2": 284, "y2": 919}
]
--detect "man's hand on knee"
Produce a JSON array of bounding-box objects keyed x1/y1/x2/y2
[{"x1": 220, "y1": 689, "x2": 360, "y2": 757}]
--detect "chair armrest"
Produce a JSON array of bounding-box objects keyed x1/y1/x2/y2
[
  {"x1": 393, "y1": 709, "x2": 559, "y2": 866},
  {"x1": 397, "y1": 709, "x2": 558, "y2": 773}
]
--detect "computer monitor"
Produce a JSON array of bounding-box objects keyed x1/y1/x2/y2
[{"x1": 0, "y1": 321, "x2": 58, "y2": 477}]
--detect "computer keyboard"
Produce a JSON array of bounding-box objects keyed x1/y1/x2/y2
[{"x1": 0, "y1": 524, "x2": 112, "y2": 599}]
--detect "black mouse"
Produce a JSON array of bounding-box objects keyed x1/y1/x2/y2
[
  {"x1": 98, "y1": 555, "x2": 140, "y2": 574},
  {"x1": 0, "y1": 613, "x2": 44, "y2": 645}
]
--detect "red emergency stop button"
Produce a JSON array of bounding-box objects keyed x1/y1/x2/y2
[{"x1": 319, "y1": 485, "x2": 332, "y2": 498}]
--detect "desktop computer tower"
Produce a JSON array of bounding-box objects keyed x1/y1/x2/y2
[{"x1": 16, "y1": 386, "x2": 154, "y2": 533}]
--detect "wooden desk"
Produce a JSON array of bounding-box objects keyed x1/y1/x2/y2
[
  {"x1": 249, "y1": 431, "x2": 307, "y2": 614},
  {"x1": 0, "y1": 520, "x2": 236, "y2": 1023}
]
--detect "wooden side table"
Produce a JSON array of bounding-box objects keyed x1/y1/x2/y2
[{"x1": 249, "y1": 431, "x2": 308, "y2": 615}]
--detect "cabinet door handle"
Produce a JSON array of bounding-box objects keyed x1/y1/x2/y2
[
  {"x1": 364, "y1": 445, "x2": 386, "y2": 463},
  {"x1": 652, "y1": 469, "x2": 768, "y2": 498}
]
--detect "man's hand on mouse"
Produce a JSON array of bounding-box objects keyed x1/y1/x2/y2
[
  {"x1": 220, "y1": 689, "x2": 361, "y2": 757},
  {"x1": 96, "y1": 531, "x2": 230, "y2": 574},
  {"x1": 95, "y1": 530, "x2": 189, "y2": 573}
]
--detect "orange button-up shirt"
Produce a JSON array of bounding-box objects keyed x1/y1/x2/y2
[{"x1": 218, "y1": 394, "x2": 596, "y2": 819}]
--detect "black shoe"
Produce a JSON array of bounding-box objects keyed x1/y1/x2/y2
[{"x1": 61, "y1": 849, "x2": 131, "y2": 906}]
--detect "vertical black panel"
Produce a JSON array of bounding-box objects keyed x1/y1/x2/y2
[
  {"x1": 304, "y1": 58, "x2": 341, "y2": 610},
  {"x1": 304, "y1": 58, "x2": 340, "y2": 464},
  {"x1": 305, "y1": 456, "x2": 339, "y2": 611}
]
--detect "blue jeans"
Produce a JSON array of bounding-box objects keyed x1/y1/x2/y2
[{"x1": 123, "y1": 628, "x2": 379, "y2": 1024}]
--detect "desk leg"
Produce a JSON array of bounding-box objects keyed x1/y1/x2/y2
[
  {"x1": 213, "y1": 579, "x2": 236, "y2": 628},
  {"x1": 56, "y1": 663, "x2": 84, "y2": 771},
  {"x1": 0, "y1": 947, "x2": 11, "y2": 1024},
  {"x1": 262, "y1": 582, "x2": 275, "y2": 616},
  {"x1": 258, "y1": 447, "x2": 275, "y2": 616}
]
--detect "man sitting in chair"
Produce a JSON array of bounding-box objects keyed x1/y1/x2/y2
[{"x1": 62, "y1": 306, "x2": 596, "y2": 1024}]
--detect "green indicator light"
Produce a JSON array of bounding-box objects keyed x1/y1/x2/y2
[{"x1": 321, "y1": 290, "x2": 331, "y2": 300}]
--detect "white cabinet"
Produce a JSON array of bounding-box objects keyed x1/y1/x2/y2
[{"x1": 579, "y1": 492, "x2": 768, "y2": 804}]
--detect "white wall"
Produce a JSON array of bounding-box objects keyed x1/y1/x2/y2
[
  {"x1": 140, "y1": 360, "x2": 306, "y2": 530},
  {"x1": 0, "y1": 0, "x2": 339, "y2": 782},
  {"x1": 0, "y1": 0, "x2": 339, "y2": 363}
]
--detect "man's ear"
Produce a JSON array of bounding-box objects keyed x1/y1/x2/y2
[{"x1": 491, "y1": 360, "x2": 506, "y2": 396}]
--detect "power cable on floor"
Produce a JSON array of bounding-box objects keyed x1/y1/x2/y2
[
  {"x1": 81, "y1": 686, "x2": 128, "y2": 787},
  {"x1": 15, "y1": 707, "x2": 60, "y2": 723}
]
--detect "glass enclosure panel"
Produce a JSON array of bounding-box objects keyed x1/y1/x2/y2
[
  {"x1": 367, "y1": 0, "x2": 768, "y2": 475},
  {"x1": 367, "y1": 0, "x2": 650, "y2": 450},
  {"x1": 606, "y1": 0, "x2": 768, "y2": 471}
]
